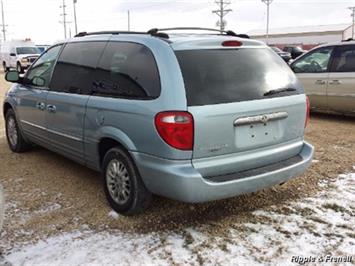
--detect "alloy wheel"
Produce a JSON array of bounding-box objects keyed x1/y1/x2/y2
[
  {"x1": 7, "y1": 116, "x2": 18, "y2": 147},
  {"x1": 106, "y1": 159, "x2": 131, "y2": 205}
]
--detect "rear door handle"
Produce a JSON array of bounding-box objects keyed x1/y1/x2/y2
[
  {"x1": 329, "y1": 80, "x2": 341, "y2": 85},
  {"x1": 36, "y1": 102, "x2": 46, "y2": 111},
  {"x1": 234, "y1": 112, "x2": 288, "y2": 126},
  {"x1": 315, "y1": 80, "x2": 326, "y2": 85},
  {"x1": 47, "y1": 105, "x2": 56, "y2": 113}
]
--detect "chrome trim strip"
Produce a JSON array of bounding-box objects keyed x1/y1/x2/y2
[
  {"x1": 234, "y1": 112, "x2": 288, "y2": 126},
  {"x1": 327, "y1": 93, "x2": 355, "y2": 98},
  {"x1": 21, "y1": 120, "x2": 46, "y2": 130},
  {"x1": 20, "y1": 120, "x2": 82, "y2": 142},
  {"x1": 306, "y1": 93, "x2": 326, "y2": 96},
  {"x1": 46, "y1": 128, "x2": 82, "y2": 142}
]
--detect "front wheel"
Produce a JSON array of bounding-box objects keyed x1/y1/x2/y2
[
  {"x1": 2, "y1": 62, "x2": 8, "y2": 73},
  {"x1": 5, "y1": 109, "x2": 31, "y2": 152},
  {"x1": 16, "y1": 63, "x2": 23, "y2": 73},
  {"x1": 102, "y1": 147, "x2": 152, "y2": 215}
]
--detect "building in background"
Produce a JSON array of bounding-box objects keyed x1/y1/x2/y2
[{"x1": 249, "y1": 24, "x2": 351, "y2": 50}]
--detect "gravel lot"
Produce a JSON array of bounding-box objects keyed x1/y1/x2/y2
[{"x1": 0, "y1": 73, "x2": 354, "y2": 264}]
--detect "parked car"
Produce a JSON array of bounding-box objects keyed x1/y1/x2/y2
[
  {"x1": 36, "y1": 45, "x2": 50, "y2": 53},
  {"x1": 290, "y1": 40, "x2": 355, "y2": 115},
  {"x1": 283, "y1": 45, "x2": 306, "y2": 59},
  {"x1": 2, "y1": 28, "x2": 314, "y2": 215},
  {"x1": 1, "y1": 40, "x2": 41, "y2": 73},
  {"x1": 270, "y1": 46, "x2": 292, "y2": 62},
  {"x1": 0, "y1": 184, "x2": 3, "y2": 231}
]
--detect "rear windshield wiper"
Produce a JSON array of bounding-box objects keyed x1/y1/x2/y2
[{"x1": 263, "y1": 88, "x2": 296, "y2": 96}]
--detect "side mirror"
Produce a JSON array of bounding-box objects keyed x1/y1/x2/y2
[
  {"x1": 10, "y1": 53, "x2": 16, "y2": 57},
  {"x1": 31, "y1": 76, "x2": 45, "y2": 87},
  {"x1": 5, "y1": 70, "x2": 20, "y2": 83}
]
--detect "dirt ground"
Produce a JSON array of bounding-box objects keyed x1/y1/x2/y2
[{"x1": 0, "y1": 73, "x2": 354, "y2": 258}]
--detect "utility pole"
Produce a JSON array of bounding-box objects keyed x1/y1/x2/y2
[
  {"x1": 73, "y1": 0, "x2": 78, "y2": 35},
  {"x1": 1, "y1": 0, "x2": 7, "y2": 41},
  {"x1": 60, "y1": 0, "x2": 67, "y2": 39},
  {"x1": 261, "y1": 0, "x2": 273, "y2": 44},
  {"x1": 348, "y1": 7, "x2": 355, "y2": 39},
  {"x1": 212, "y1": 0, "x2": 232, "y2": 32},
  {"x1": 127, "y1": 10, "x2": 130, "y2": 31}
]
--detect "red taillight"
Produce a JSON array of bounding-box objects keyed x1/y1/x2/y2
[
  {"x1": 305, "y1": 96, "x2": 310, "y2": 128},
  {"x1": 222, "y1": 40, "x2": 243, "y2": 47},
  {"x1": 155, "y1": 111, "x2": 194, "y2": 150}
]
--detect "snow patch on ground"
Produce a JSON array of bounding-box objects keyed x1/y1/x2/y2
[
  {"x1": 5, "y1": 171, "x2": 355, "y2": 266},
  {"x1": 108, "y1": 210, "x2": 120, "y2": 220},
  {"x1": 36, "y1": 203, "x2": 62, "y2": 214}
]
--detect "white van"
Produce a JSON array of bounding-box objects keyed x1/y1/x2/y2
[{"x1": 1, "y1": 40, "x2": 41, "y2": 73}]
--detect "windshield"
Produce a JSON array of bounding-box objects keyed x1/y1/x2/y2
[
  {"x1": 16, "y1": 47, "x2": 41, "y2": 55},
  {"x1": 271, "y1": 47, "x2": 282, "y2": 53},
  {"x1": 175, "y1": 48, "x2": 303, "y2": 106}
]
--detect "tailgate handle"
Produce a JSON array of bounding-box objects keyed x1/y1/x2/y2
[
  {"x1": 234, "y1": 112, "x2": 288, "y2": 126},
  {"x1": 315, "y1": 80, "x2": 326, "y2": 85},
  {"x1": 329, "y1": 80, "x2": 341, "y2": 85}
]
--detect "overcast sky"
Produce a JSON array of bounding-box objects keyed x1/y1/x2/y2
[{"x1": 2, "y1": 0, "x2": 354, "y2": 44}]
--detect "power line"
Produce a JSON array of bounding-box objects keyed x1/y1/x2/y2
[
  {"x1": 348, "y1": 6, "x2": 355, "y2": 39},
  {"x1": 0, "y1": 0, "x2": 8, "y2": 41},
  {"x1": 73, "y1": 0, "x2": 78, "y2": 35},
  {"x1": 127, "y1": 10, "x2": 130, "y2": 31},
  {"x1": 60, "y1": 0, "x2": 67, "y2": 38},
  {"x1": 261, "y1": 0, "x2": 273, "y2": 44},
  {"x1": 212, "y1": 0, "x2": 232, "y2": 31}
]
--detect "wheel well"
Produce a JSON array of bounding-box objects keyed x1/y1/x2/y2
[
  {"x1": 3, "y1": 102, "x2": 12, "y2": 118},
  {"x1": 98, "y1": 138, "x2": 126, "y2": 166}
]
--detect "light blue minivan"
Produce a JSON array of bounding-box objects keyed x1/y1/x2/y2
[{"x1": 3, "y1": 28, "x2": 314, "y2": 215}]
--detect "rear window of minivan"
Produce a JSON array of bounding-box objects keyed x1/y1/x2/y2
[{"x1": 175, "y1": 48, "x2": 303, "y2": 106}]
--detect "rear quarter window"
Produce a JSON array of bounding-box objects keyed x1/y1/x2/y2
[
  {"x1": 175, "y1": 48, "x2": 303, "y2": 106},
  {"x1": 94, "y1": 42, "x2": 161, "y2": 99}
]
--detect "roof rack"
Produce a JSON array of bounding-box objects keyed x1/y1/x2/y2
[
  {"x1": 74, "y1": 30, "x2": 170, "y2": 39},
  {"x1": 74, "y1": 31, "x2": 147, "y2": 37},
  {"x1": 147, "y1": 27, "x2": 250, "y2": 38},
  {"x1": 74, "y1": 28, "x2": 250, "y2": 40},
  {"x1": 342, "y1": 38, "x2": 354, "y2": 42}
]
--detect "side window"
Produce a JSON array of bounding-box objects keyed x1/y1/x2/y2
[
  {"x1": 50, "y1": 42, "x2": 106, "y2": 94},
  {"x1": 292, "y1": 47, "x2": 333, "y2": 73},
  {"x1": 25, "y1": 45, "x2": 63, "y2": 87},
  {"x1": 330, "y1": 45, "x2": 355, "y2": 72},
  {"x1": 94, "y1": 42, "x2": 161, "y2": 99}
]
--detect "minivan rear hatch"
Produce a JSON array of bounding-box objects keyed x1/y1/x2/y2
[{"x1": 175, "y1": 44, "x2": 307, "y2": 176}]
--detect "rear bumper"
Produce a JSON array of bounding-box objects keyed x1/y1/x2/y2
[{"x1": 131, "y1": 142, "x2": 314, "y2": 203}]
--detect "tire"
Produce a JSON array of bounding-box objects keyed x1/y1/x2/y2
[
  {"x1": 5, "y1": 109, "x2": 31, "y2": 152},
  {"x1": 16, "y1": 62, "x2": 23, "y2": 73},
  {"x1": 2, "y1": 62, "x2": 8, "y2": 73},
  {"x1": 102, "y1": 147, "x2": 152, "y2": 215}
]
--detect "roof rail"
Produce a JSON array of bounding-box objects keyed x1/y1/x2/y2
[
  {"x1": 342, "y1": 38, "x2": 354, "y2": 42},
  {"x1": 74, "y1": 28, "x2": 250, "y2": 40},
  {"x1": 74, "y1": 31, "x2": 147, "y2": 37},
  {"x1": 147, "y1": 27, "x2": 250, "y2": 38}
]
